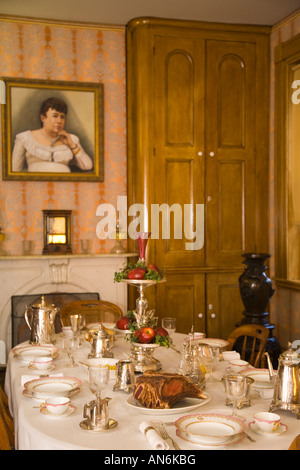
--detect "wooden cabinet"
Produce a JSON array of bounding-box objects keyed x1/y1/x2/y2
[{"x1": 127, "y1": 18, "x2": 270, "y2": 336}]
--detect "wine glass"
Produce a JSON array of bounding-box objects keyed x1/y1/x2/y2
[
  {"x1": 62, "y1": 335, "x2": 79, "y2": 368},
  {"x1": 70, "y1": 314, "x2": 84, "y2": 338},
  {"x1": 88, "y1": 365, "x2": 110, "y2": 399},
  {"x1": 198, "y1": 345, "x2": 220, "y2": 383},
  {"x1": 223, "y1": 374, "x2": 248, "y2": 421},
  {"x1": 162, "y1": 317, "x2": 176, "y2": 337}
]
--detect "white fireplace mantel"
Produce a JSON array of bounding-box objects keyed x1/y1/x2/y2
[{"x1": 0, "y1": 253, "x2": 136, "y2": 354}]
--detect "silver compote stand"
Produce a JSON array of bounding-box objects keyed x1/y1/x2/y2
[{"x1": 121, "y1": 278, "x2": 166, "y2": 373}]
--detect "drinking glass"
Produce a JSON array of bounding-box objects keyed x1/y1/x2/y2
[
  {"x1": 198, "y1": 345, "x2": 220, "y2": 383},
  {"x1": 223, "y1": 374, "x2": 248, "y2": 421},
  {"x1": 88, "y1": 365, "x2": 110, "y2": 399},
  {"x1": 70, "y1": 314, "x2": 84, "y2": 338},
  {"x1": 162, "y1": 317, "x2": 176, "y2": 337},
  {"x1": 62, "y1": 335, "x2": 79, "y2": 368}
]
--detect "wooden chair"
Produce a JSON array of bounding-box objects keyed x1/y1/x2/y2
[
  {"x1": 59, "y1": 300, "x2": 123, "y2": 327},
  {"x1": 0, "y1": 385, "x2": 14, "y2": 450},
  {"x1": 226, "y1": 324, "x2": 269, "y2": 368},
  {"x1": 289, "y1": 434, "x2": 300, "y2": 450}
]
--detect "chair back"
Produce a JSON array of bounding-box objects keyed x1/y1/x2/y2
[
  {"x1": 226, "y1": 324, "x2": 269, "y2": 368},
  {"x1": 59, "y1": 300, "x2": 123, "y2": 327},
  {"x1": 0, "y1": 385, "x2": 14, "y2": 450}
]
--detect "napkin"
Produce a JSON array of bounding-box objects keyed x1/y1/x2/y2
[
  {"x1": 21, "y1": 373, "x2": 63, "y2": 387},
  {"x1": 222, "y1": 351, "x2": 240, "y2": 361},
  {"x1": 139, "y1": 421, "x2": 169, "y2": 450}
]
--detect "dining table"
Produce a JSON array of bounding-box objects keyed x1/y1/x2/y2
[{"x1": 4, "y1": 330, "x2": 300, "y2": 451}]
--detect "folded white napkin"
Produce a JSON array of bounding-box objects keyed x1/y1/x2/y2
[
  {"x1": 139, "y1": 421, "x2": 169, "y2": 450},
  {"x1": 21, "y1": 373, "x2": 63, "y2": 387},
  {"x1": 222, "y1": 351, "x2": 240, "y2": 361}
]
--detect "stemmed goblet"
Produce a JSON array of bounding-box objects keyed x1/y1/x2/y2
[
  {"x1": 198, "y1": 345, "x2": 220, "y2": 383},
  {"x1": 223, "y1": 374, "x2": 248, "y2": 421},
  {"x1": 162, "y1": 317, "x2": 176, "y2": 337},
  {"x1": 70, "y1": 314, "x2": 85, "y2": 338},
  {"x1": 88, "y1": 365, "x2": 110, "y2": 399},
  {"x1": 62, "y1": 335, "x2": 79, "y2": 368}
]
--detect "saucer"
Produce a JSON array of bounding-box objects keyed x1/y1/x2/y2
[
  {"x1": 28, "y1": 363, "x2": 56, "y2": 372},
  {"x1": 249, "y1": 421, "x2": 287, "y2": 436},
  {"x1": 79, "y1": 418, "x2": 118, "y2": 432},
  {"x1": 40, "y1": 404, "x2": 76, "y2": 418}
]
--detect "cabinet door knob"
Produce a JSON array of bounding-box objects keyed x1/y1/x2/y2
[
  {"x1": 197, "y1": 151, "x2": 203, "y2": 156},
  {"x1": 198, "y1": 313, "x2": 203, "y2": 319},
  {"x1": 209, "y1": 151, "x2": 215, "y2": 157},
  {"x1": 210, "y1": 313, "x2": 216, "y2": 319}
]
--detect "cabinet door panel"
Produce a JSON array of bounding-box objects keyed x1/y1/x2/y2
[
  {"x1": 206, "y1": 40, "x2": 256, "y2": 266},
  {"x1": 156, "y1": 273, "x2": 205, "y2": 334},
  {"x1": 153, "y1": 35, "x2": 205, "y2": 268},
  {"x1": 206, "y1": 272, "x2": 244, "y2": 340}
]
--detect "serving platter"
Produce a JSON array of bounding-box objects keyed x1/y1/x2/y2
[
  {"x1": 126, "y1": 394, "x2": 210, "y2": 415},
  {"x1": 23, "y1": 376, "x2": 81, "y2": 399}
]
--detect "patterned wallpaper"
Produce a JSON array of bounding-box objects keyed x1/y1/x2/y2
[{"x1": 0, "y1": 17, "x2": 127, "y2": 255}]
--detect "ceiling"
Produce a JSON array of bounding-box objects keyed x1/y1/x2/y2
[{"x1": 0, "y1": 0, "x2": 299, "y2": 27}]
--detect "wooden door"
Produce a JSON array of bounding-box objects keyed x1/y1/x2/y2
[
  {"x1": 205, "y1": 40, "x2": 257, "y2": 267},
  {"x1": 153, "y1": 34, "x2": 205, "y2": 269}
]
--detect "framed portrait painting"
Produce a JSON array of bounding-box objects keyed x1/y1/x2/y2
[{"x1": 1, "y1": 77, "x2": 104, "y2": 181}]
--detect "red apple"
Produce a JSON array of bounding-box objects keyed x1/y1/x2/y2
[
  {"x1": 148, "y1": 264, "x2": 162, "y2": 277},
  {"x1": 127, "y1": 268, "x2": 146, "y2": 280},
  {"x1": 137, "y1": 326, "x2": 155, "y2": 343},
  {"x1": 154, "y1": 327, "x2": 169, "y2": 337},
  {"x1": 116, "y1": 316, "x2": 131, "y2": 330}
]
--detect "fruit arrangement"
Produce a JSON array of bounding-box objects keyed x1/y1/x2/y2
[
  {"x1": 116, "y1": 311, "x2": 171, "y2": 347},
  {"x1": 114, "y1": 260, "x2": 163, "y2": 282}
]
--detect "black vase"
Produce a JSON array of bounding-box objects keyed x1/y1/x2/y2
[{"x1": 238, "y1": 253, "x2": 275, "y2": 325}]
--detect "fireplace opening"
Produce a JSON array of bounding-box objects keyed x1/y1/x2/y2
[{"x1": 11, "y1": 292, "x2": 100, "y2": 347}]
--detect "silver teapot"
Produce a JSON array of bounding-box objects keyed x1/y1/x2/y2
[
  {"x1": 88, "y1": 324, "x2": 113, "y2": 358},
  {"x1": 25, "y1": 295, "x2": 59, "y2": 345},
  {"x1": 269, "y1": 344, "x2": 300, "y2": 419}
]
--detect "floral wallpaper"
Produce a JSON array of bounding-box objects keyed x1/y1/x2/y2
[{"x1": 0, "y1": 17, "x2": 127, "y2": 255}]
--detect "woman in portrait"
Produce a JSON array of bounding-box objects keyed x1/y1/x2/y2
[{"x1": 11, "y1": 97, "x2": 93, "y2": 173}]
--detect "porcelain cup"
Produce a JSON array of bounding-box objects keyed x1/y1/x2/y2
[
  {"x1": 253, "y1": 411, "x2": 280, "y2": 432},
  {"x1": 31, "y1": 356, "x2": 53, "y2": 370},
  {"x1": 45, "y1": 397, "x2": 70, "y2": 415},
  {"x1": 229, "y1": 359, "x2": 249, "y2": 372}
]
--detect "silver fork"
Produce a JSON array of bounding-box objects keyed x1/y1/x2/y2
[{"x1": 153, "y1": 421, "x2": 181, "y2": 451}]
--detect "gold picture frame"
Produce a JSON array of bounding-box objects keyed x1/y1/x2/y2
[{"x1": 1, "y1": 77, "x2": 104, "y2": 181}]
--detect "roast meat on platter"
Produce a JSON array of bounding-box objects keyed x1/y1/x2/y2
[{"x1": 133, "y1": 371, "x2": 207, "y2": 409}]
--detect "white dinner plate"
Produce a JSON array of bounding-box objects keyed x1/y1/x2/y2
[
  {"x1": 176, "y1": 428, "x2": 245, "y2": 447},
  {"x1": 126, "y1": 394, "x2": 210, "y2": 415},
  {"x1": 195, "y1": 338, "x2": 230, "y2": 350},
  {"x1": 13, "y1": 344, "x2": 58, "y2": 363},
  {"x1": 23, "y1": 376, "x2": 82, "y2": 399},
  {"x1": 241, "y1": 369, "x2": 275, "y2": 389},
  {"x1": 174, "y1": 413, "x2": 245, "y2": 445}
]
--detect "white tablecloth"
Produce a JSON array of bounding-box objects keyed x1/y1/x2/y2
[{"x1": 5, "y1": 332, "x2": 300, "y2": 450}]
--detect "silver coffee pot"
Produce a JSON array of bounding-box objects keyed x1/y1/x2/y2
[
  {"x1": 269, "y1": 344, "x2": 300, "y2": 419},
  {"x1": 25, "y1": 295, "x2": 59, "y2": 345},
  {"x1": 88, "y1": 324, "x2": 113, "y2": 358}
]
